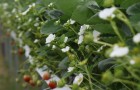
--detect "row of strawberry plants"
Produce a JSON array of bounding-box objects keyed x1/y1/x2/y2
[{"x1": 0, "y1": 0, "x2": 140, "y2": 90}]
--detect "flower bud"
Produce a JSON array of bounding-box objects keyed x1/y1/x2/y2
[
  {"x1": 103, "y1": 0, "x2": 114, "y2": 7},
  {"x1": 57, "y1": 79, "x2": 66, "y2": 87},
  {"x1": 102, "y1": 70, "x2": 114, "y2": 84}
]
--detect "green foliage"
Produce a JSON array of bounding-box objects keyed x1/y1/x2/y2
[
  {"x1": 40, "y1": 20, "x2": 62, "y2": 34},
  {"x1": 0, "y1": 0, "x2": 140, "y2": 90}
]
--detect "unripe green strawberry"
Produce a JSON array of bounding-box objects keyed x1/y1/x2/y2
[
  {"x1": 78, "y1": 59, "x2": 88, "y2": 66},
  {"x1": 102, "y1": 70, "x2": 114, "y2": 85},
  {"x1": 131, "y1": 47, "x2": 140, "y2": 54},
  {"x1": 68, "y1": 52, "x2": 76, "y2": 61},
  {"x1": 57, "y1": 79, "x2": 66, "y2": 87},
  {"x1": 72, "y1": 84, "x2": 80, "y2": 90},
  {"x1": 114, "y1": 68, "x2": 124, "y2": 78},
  {"x1": 36, "y1": 80, "x2": 42, "y2": 87},
  {"x1": 84, "y1": 32, "x2": 93, "y2": 44},
  {"x1": 103, "y1": 0, "x2": 114, "y2": 7},
  {"x1": 22, "y1": 83, "x2": 27, "y2": 88}
]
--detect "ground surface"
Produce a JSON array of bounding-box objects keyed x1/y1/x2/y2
[{"x1": 0, "y1": 52, "x2": 15, "y2": 90}]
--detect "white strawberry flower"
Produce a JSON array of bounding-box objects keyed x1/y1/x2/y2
[
  {"x1": 61, "y1": 46, "x2": 70, "y2": 52},
  {"x1": 67, "y1": 67, "x2": 74, "y2": 72},
  {"x1": 133, "y1": 33, "x2": 140, "y2": 44},
  {"x1": 64, "y1": 37, "x2": 68, "y2": 43},
  {"x1": 130, "y1": 60, "x2": 135, "y2": 65},
  {"x1": 34, "y1": 39, "x2": 39, "y2": 43},
  {"x1": 45, "y1": 34, "x2": 55, "y2": 44},
  {"x1": 78, "y1": 24, "x2": 89, "y2": 35},
  {"x1": 110, "y1": 45, "x2": 129, "y2": 57},
  {"x1": 48, "y1": 3, "x2": 53, "y2": 7},
  {"x1": 99, "y1": 7, "x2": 116, "y2": 20},
  {"x1": 67, "y1": 19, "x2": 75, "y2": 25},
  {"x1": 73, "y1": 73, "x2": 83, "y2": 85}
]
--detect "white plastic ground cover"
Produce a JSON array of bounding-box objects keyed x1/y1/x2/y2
[{"x1": 28, "y1": 55, "x2": 71, "y2": 90}]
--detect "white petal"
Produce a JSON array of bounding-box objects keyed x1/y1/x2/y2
[
  {"x1": 67, "y1": 67, "x2": 74, "y2": 72},
  {"x1": 78, "y1": 35, "x2": 84, "y2": 44},
  {"x1": 93, "y1": 30, "x2": 101, "y2": 41},
  {"x1": 133, "y1": 33, "x2": 140, "y2": 44},
  {"x1": 61, "y1": 46, "x2": 70, "y2": 52},
  {"x1": 73, "y1": 73, "x2": 83, "y2": 85},
  {"x1": 34, "y1": 39, "x2": 39, "y2": 43},
  {"x1": 64, "y1": 37, "x2": 68, "y2": 43},
  {"x1": 70, "y1": 19, "x2": 75, "y2": 24},
  {"x1": 78, "y1": 24, "x2": 89, "y2": 35},
  {"x1": 99, "y1": 7, "x2": 116, "y2": 20}
]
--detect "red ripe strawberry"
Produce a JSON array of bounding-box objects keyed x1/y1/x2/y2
[
  {"x1": 29, "y1": 79, "x2": 36, "y2": 86},
  {"x1": 18, "y1": 48, "x2": 24, "y2": 56},
  {"x1": 42, "y1": 71, "x2": 51, "y2": 80},
  {"x1": 48, "y1": 81, "x2": 57, "y2": 89},
  {"x1": 23, "y1": 75, "x2": 31, "y2": 82}
]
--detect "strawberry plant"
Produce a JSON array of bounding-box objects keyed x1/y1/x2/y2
[{"x1": 0, "y1": 0, "x2": 140, "y2": 90}]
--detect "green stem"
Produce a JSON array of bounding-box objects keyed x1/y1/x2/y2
[
  {"x1": 110, "y1": 20, "x2": 124, "y2": 42},
  {"x1": 125, "y1": 66, "x2": 140, "y2": 81},
  {"x1": 114, "y1": 79, "x2": 138, "y2": 86},
  {"x1": 94, "y1": 40, "x2": 113, "y2": 47},
  {"x1": 69, "y1": 26, "x2": 78, "y2": 35},
  {"x1": 116, "y1": 10, "x2": 135, "y2": 35},
  {"x1": 84, "y1": 65, "x2": 93, "y2": 90}
]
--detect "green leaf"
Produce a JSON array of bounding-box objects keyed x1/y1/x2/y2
[
  {"x1": 127, "y1": 2, "x2": 140, "y2": 15},
  {"x1": 87, "y1": 13, "x2": 106, "y2": 24},
  {"x1": 55, "y1": 0, "x2": 82, "y2": 19},
  {"x1": 71, "y1": 1, "x2": 94, "y2": 24},
  {"x1": 101, "y1": 36, "x2": 118, "y2": 43},
  {"x1": 58, "y1": 57, "x2": 69, "y2": 69},
  {"x1": 121, "y1": 0, "x2": 140, "y2": 9},
  {"x1": 87, "y1": 1, "x2": 100, "y2": 13},
  {"x1": 98, "y1": 58, "x2": 115, "y2": 71},
  {"x1": 40, "y1": 20, "x2": 62, "y2": 34},
  {"x1": 94, "y1": 23, "x2": 115, "y2": 34},
  {"x1": 129, "y1": 14, "x2": 140, "y2": 32},
  {"x1": 114, "y1": 0, "x2": 123, "y2": 5},
  {"x1": 37, "y1": 0, "x2": 57, "y2": 6},
  {"x1": 46, "y1": 10, "x2": 63, "y2": 19},
  {"x1": 95, "y1": 0, "x2": 103, "y2": 6}
]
